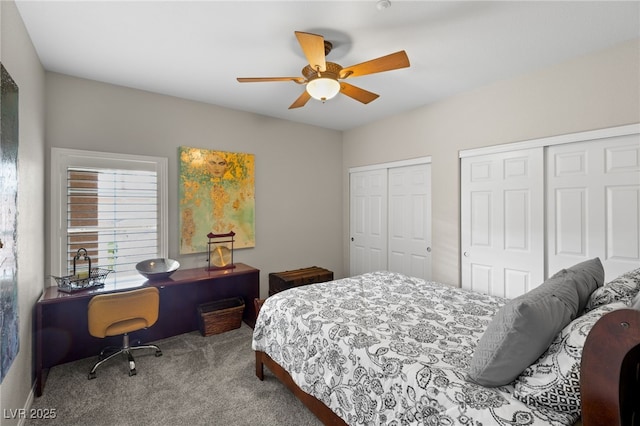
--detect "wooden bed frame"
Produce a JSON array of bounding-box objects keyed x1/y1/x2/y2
[
  {"x1": 255, "y1": 351, "x2": 348, "y2": 426},
  {"x1": 580, "y1": 308, "x2": 640, "y2": 426},
  {"x1": 255, "y1": 307, "x2": 640, "y2": 426}
]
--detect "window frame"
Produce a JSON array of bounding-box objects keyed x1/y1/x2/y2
[{"x1": 50, "y1": 147, "x2": 168, "y2": 279}]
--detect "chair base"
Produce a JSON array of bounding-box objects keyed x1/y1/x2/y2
[{"x1": 88, "y1": 334, "x2": 162, "y2": 380}]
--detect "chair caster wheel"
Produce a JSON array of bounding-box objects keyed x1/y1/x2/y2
[
  {"x1": 129, "y1": 368, "x2": 137, "y2": 377},
  {"x1": 88, "y1": 372, "x2": 96, "y2": 380},
  {"x1": 155, "y1": 350, "x2": 163, "y2": 357}
]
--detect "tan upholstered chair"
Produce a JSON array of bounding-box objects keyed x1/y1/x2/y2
[{"x1": 87, "y1": 286, "x2": 162, "y2": 379}]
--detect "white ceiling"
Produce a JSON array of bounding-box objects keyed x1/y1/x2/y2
[{"x1": 15, "y1": 1, "x2": 640, "y2": 131}]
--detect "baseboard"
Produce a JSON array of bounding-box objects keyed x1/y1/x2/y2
[{"x1": 17, "y1": 385, "x2": 35, "y2": 426}]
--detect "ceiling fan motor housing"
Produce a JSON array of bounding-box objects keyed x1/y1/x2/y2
[{"x1": 302, "y1": 62, "x2": 343, "y2": 82}]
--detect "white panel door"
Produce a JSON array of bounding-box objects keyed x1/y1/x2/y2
[
  {"x1": 461, "y1": 148, "x2": 544, "y2": 297},
  {"x1": 388, "y1": 163, "x2": 432, "y2": 280},
  {"x1": 350, "y1": 169, "x2": 388, "y2": 276},
  {"x1": 547, "y1": 134, "x2": 640, "y2": 279}
]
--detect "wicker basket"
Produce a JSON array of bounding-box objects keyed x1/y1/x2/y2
[
  {"x1": 52, "y1": 268, "x2": 112, "y2": 293},
  {"x1": 198, "y1": 297, "x2": 245, "y2": 336}
]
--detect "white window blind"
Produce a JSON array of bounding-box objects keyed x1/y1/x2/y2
[
  {"x1": 51, "y1": 148, "x2": 168, "y2": 283},
  {"x1": 66, "y1": 167, "x2": 158, "y2": 278}
]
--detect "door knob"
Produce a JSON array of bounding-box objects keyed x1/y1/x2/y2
[
  {"x1": 463, "y1": 252, "x2": 469, "y2": 257},
  {"x1": 426, "y1": 247, "x2": 431, "y2": 253}
]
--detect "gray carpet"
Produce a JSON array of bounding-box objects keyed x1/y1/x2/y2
[{"x1": 27, "y1": 324, "x2": 322, "y2": 426}]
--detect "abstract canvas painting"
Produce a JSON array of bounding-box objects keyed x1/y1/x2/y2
[
  {"x1": 179, "y1": 146, "x2": 255, "y2": 254},
  {"x1": 0, "y1": 63, "x2": 20, "y2": 383}
]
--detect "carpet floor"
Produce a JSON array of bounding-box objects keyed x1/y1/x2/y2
[{"x1": 27, "y1": 324, "x2": 322, "y2": 426}]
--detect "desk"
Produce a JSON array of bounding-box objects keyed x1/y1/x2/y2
[{"x1": 35, "y1": 263, "x2": 259, "y2": 396}]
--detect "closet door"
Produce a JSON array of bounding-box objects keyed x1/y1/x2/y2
[
  {"x1": 388, "y1": 163, "x2": 432, "y2": 280},
  {"x1": 350, "y1": 169, "x2": 388, "y2": 276},
  {"x1": 350, "y1": 161, "x2": 432, "y2": 279},
  {"x1": 547, "y1": 134, "x2": 640, "y2": 279},
  {"x1": 461, "y1": 148, "x2": 544, "y2": 297}
]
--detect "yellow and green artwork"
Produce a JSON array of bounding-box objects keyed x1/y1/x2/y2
[{"x1": 179, "y1": 147, "x2": 255, "y2": 254}]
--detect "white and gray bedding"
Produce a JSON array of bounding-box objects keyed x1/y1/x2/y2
[{"x1": 251, "y1": 271, "x2": 580, "y2": 426}]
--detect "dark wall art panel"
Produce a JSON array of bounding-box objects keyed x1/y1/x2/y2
[{"x1": 0, "y1": 63, "x2": 20, "y2": 382}]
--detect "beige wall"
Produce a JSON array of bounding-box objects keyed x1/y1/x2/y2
[
  {"x1": 44, "y1": 73, "x2": 345, "y2": 294},
  {"x1": 343, "y1": 38, "x2": 640, "y2": 286},
  {"x1": 0, "y1": 1, "x2": 46, "y2": 424}
]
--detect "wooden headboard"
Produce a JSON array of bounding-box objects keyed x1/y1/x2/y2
[{"x1": 581, "y1": 309, "x2": 640, "y2": 426}]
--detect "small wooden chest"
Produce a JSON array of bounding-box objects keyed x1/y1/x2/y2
[{"x1": 268, "y1": 266, "x2": 334, "y2": 296}]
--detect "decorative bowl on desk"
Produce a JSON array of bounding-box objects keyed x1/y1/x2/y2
[{"x1": 135, "y1": 258, "x2": 180, "y2": 280}]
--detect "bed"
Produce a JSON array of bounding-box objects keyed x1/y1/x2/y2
[{"x1": 252, "y1": 265, "x2": 640, "y2": 426}]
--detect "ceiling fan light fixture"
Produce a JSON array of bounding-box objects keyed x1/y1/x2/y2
[{"x1": 306, "y1": 77, "x2": 340, "y2": 101}]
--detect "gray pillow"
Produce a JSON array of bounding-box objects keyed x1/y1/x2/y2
[
  {"x1": 467, "y1": 258, "x2": 604, "y2": 387},
  {"x1": 566, "y1": 257, "x2": 605, "y2": 312}
]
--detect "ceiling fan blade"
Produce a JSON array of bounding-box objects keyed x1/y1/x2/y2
[
  {"x1": 339, "y1": 50, "x2": 410, "y2": 79},
  {"x1": 289, "y1": 90, "x2": 312, "y2": 109},
  {"x1": 339, "y1": 82, "x2": 379, "y2": 104},
  {"x1": 237, "y1": 77, "x2": 305, "y2": 84},
  {"x1": 295, "y1": 31, "x2": 327, "y2": 73}
]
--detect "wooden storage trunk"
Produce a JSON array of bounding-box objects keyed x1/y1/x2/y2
[
  {"x1": 198, "y1": 297, "x2": 245, "y2": 336},
  {"x1": 268, "y1": 266, "x2": 334, "y2": 296}
]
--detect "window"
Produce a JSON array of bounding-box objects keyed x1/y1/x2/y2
[{"x1": 50, "y1": 148, "x2": 168, "y2": 282}]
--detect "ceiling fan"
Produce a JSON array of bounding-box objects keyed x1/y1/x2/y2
[{"x1": 236, "y1": 31, "x2": 410, "y2": 109}]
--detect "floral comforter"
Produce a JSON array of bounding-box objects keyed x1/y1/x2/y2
[{"x1": 252, "y1": 271, "x2": 575, "y2": 426}]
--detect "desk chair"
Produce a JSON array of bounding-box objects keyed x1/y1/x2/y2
[{"x1": 87, "y1": 287, "x2": 162, "y2": 379}]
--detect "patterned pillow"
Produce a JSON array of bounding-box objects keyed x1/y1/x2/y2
[
  {"x1": 631, "y1": 292, "x2": 640, "y2": 310},
  {"x1": 584, "y1": 268, "x2": 640, "y2": 312},
  {"x1": 513, "y1": 301, "x2": 627, "y2": 416}
]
